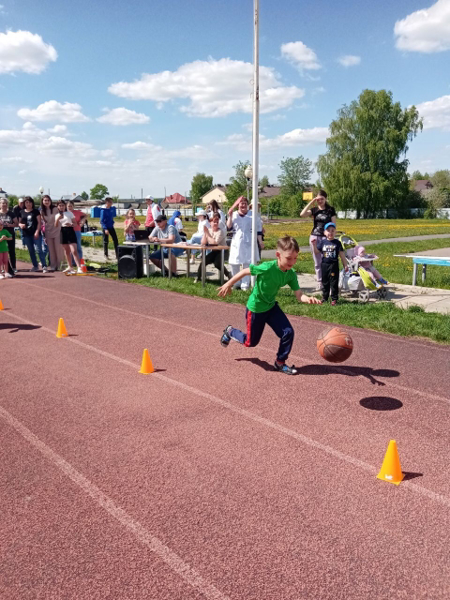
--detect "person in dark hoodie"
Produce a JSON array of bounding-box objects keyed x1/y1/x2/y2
[{"x1": 100, "y1": 197, "x2": 118, "y2": 260}]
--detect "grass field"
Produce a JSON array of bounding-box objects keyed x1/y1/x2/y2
[
  {"x1": 88, "y1": 217, "x2": 450, "y2": 251},
  {"x1": 122, "y1": 275, "x2": 450, "y2": 344},
  {"x1": 292, "y1": 238, "x2": 450, "y2": 290}
]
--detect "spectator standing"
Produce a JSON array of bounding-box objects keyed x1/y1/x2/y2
[
  {"x1": 148, "y1": 214, "x2": 184, "y2": 276},
  {"x1": 227, "y1": 196, "x2": 255, "y2": 291},
  {"x1": 40, "y1": 195, "x2": 63, "y2": 271},
  {"x1": 0, "y1": 220, "x2": 12, "y2": 278},
  {"x1": 0, "y1": 197, "x2": 18, "y2": 275},
  {"x1": 55, "y1": 200, "x2": 83, "y2": 274},
  {"x1": 144, "y1": 195, "x2": 161, "y2": 234},
  {"x1": 100, "y1": 197, "x2": 119, "y2": 260},
  {"x1": 67, "y1": 201, "x2": 86, "y2": 262},
  {"x1": 300, "y1": 190, "x2": 337, "y2": 290},
  {"x1": 206, "y1": 200, "x2": 227, "y2": 230},
  {"x1": 312, "y1": 222, "x2": 347, "y2": 305},
  {"x1": 19, "y1": 197, "x2": 44, "y2": 272},
  {"x1": 13, "y1": 198, "x2": 26, "y2": 248},
  {"x1": 187, "y1": 210, "x2": 210, "y2": 264}
]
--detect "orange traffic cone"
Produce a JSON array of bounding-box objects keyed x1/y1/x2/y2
[
  {"x1": 80, "y1": 258, "x2": 87, "y2": 273},
  {"x1": 56, "y1": 318, "x2": 69, "y2": 338},
  {"x1": 0, "y1": 298, "x2": 4, "y2": 310},
  {"x1": 139, "y1": 349, "x2": 154, "y2": 374},
  {"x1": 377, "y1": 440, "x2": 404, "y2": 485}
]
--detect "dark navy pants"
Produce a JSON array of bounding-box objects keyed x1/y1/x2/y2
[{"x1": 229, "y1": 302, "x2": 294, "y2": 362}]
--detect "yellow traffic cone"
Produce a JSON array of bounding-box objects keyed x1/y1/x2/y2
[
  {"x1": 56, "y1": 318, "x2": 69, "y2": 338},
  {"x1": 0, "y1": 298, "x2": 4, "y2": 310},
  {"x1": 139, "y1": 349, "x2": 154, "y2": 374},
  {"x1": 377, "y1": 440, "x2": 404, "y2": 485}
]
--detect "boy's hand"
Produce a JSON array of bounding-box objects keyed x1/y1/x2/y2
[
  {"x1": 302, "y1": 294, "x2": 322, "y2": 304},
  {"x1": 217, "y1": 282, "x2": 233, "y2": 297}
]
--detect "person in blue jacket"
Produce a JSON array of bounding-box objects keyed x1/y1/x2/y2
[{"x1": 100, "y1": 197, "x2": 118, "y2": 260}]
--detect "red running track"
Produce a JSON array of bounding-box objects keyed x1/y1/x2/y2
[{"x1": 1, "y1": 268, "x2": 450, "y2": 599}]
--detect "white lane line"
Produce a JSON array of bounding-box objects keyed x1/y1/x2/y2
[
  {"x1": 0, "y1": 405, "x2": 230, "y2": 600},
  {"x1": 3, "y1": 310, "x2": 450, "y2": 510},
  {"x1": 10, "y1": 281, "x2": 450, "y2": 407}
]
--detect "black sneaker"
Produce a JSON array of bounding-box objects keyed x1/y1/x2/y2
[
  {"x1": 220, "y1": 325, "x2": 232, "y2": 347},
  {"x1": 274, "y1": 361, "x2": 297, "y2": 375}
]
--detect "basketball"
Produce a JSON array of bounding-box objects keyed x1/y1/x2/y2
[{"x1": 317, "y1": 327, "x2": 353, "y2": 363}]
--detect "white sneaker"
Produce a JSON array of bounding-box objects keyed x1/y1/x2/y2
[
  {"x1": 77, "y1": 267, "x2": 83, "y2": 274},
  {"x1": 5, "y1": 273, "x2": 13, "y2": 278},
  {"x1": 0, "y1": 274, "x2": 4, "y2": 279},
  {"x1": 43, "y1": 267, "x2": 48, "y2": 273},
  {"x1": 63, "y1": 266, "x2": 72, "y2": 273},
  {"x1": 190, "y1": 257, "x2": 196, "y2": 264}
]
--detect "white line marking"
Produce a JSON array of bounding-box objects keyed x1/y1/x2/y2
[
  {"x1": 0, "y1": 404, "x2": 230, "y2": 600},
  {"x1": 3, "y1": 310, "x2": 450, "y2": 510},
  {"x1": 11, "y1": 280, "x2": 450, "y2": 406}
]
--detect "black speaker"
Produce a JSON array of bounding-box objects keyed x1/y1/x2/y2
[{"x1": 118, "y1": 245, "x2": 144, "y2": 279}]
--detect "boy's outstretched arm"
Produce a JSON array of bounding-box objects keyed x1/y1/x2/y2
[
  {"x1": 294, "y1": 289, "x2": 322, "y2": 304},
  {"x1": 217, "y1": 268, "x2": 251, "y2": 297},
  {"x1": 339, "y1": 250, "x2": 349, "y2": 270}
]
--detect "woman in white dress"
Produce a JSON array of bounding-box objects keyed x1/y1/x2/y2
[{"x1": 227, "y1": 196, "x2": 258, "y2": 291}]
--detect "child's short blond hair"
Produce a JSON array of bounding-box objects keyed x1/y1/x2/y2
[{"x1": 277, "y1": 236, "x2": 299, "y2": 253}]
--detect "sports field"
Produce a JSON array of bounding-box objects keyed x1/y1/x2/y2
[{"x1": 1, "y1": 269, "x2": 450, "y2": 599}]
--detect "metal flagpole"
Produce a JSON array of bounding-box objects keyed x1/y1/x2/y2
[{"x1": 250, "y1": 0, "x2": 260, "y2": 286}]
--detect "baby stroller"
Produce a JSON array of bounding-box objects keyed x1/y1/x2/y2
[{"x1": 338, "y1": 234, "x2": 389, "y2": 303}]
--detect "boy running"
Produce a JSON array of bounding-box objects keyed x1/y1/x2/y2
[{"x1": 218, "y1": 236, "x2": 321, "y2": 375}]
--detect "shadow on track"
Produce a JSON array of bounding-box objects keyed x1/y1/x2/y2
[
  {"x1": 297, "y1": 364, "x2": 400, "y2": 386},
  {"x1": 360, "y1": 396, "x2": 403, "y2": 411},
  {"x1": 235, "y1": 357, "x2": 300, "y2": 374},
  {"x1": 0, "y1": 323, "x2": 41, "y2": 333}
]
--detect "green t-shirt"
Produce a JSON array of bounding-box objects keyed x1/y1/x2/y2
[
  {"x1": 247, "y1": 260, "x2": 300, "y2": 313},
  {"x1": 0, "y1": 229, "x2": 12, "y2": 253}
]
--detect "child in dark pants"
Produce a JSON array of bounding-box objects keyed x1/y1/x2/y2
[
  {"x1": 218, "y1": 236, "x2": 322, "y2": 375},
  {"x1": 312, "y1": 222, "x2": 348, "y2": 305}
]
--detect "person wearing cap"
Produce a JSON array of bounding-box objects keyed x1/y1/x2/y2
[
  {"x1": 144, "y1": 195, "x2": 161, "y2": 234},
  {"x1": 148, "y1": 214, "x2": 184, "y2": 276},
  {"x1": 300, "y1": 190, "x2": 337, "y2": 291},
  {"x1": 311, "y1": 222, "x2": 347, "y2": 305},
  {"x1": 187, "y1": 209, "x2": 210, "y2": 264}
]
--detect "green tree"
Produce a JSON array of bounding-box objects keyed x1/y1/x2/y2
[
  {"x1": 226, "y1": 160, "x2": 251, "y2": 205},
  {"x1": 317, "y1": 89, "x2": 423, "y2": 218},
  {"x1": 278, "y1": 156, "x2": 313, "y2": 196},
  {"x1": 90, "y1": 183, "x2": 109, "y2": 201},
  {"x1": 431, "y1": 169, "x2": 450, "y2": 191},
  {"x1": 190, "y1": 173, "x2": 213, "y2": 206},
  {"x1": 259, "y1": 175, "x2": 270, "y2": 188},
  {"x1": 80, "y1": 191, "x2": 89, "y2": 200}
]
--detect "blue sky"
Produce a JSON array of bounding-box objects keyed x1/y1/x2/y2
[{"x1": 0, "y1": 0, "x2": 449, "y2": 198}]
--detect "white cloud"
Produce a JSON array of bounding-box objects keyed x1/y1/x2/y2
[
  {"x1": 108, "y1": 58, "x2": 305, "y2": 117},
  {"x1": 281, "y1": 41, "x2": 321, "y2": 71},
  {"x1": 261, "y1": 127, "x2": 329, "y2": 149},
  {"x1": 0, "y1": 122, "x2": 95, "y2": 157},
  {"x1": 18, "y1": 101, "x2": 89, "y2": 123},
  {"x1": 0, "y1": 30, "x2": 57, "y2": 74},
  {"x1": 216, "y1": 127, "x2": 328, "y2": 152},
  {"x1": 395, "y1": 0, "x2": 450, "y2": 53},
  {"x1": 97, "y1": 107, "x2": 150, "y2": 126},
  {"x1": 1, "y1": 156, "x2": 32, "y2": 164},
  {"x1": 122, "y1": 141, "x2": 162, "y2": 150},
  {"x1": 337, "y1": 55, "x2": 361, "y2": 67},
  {"x1": 415, "y1": 94, "x2": 450, "y2": 130},
  {"x1": 47, "y1": 124, "x2": 68, "y2": 134}
]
